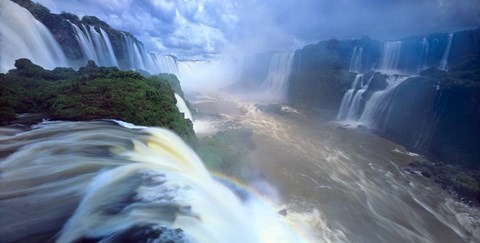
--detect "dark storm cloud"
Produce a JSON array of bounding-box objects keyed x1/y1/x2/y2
[{"x1": 35, "y1": 0, "x2": 480, "y2": 59}]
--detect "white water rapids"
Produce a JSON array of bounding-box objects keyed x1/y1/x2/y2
[
  {"x1": 0, "y1": 120, "x2": 312, "y2": 242},
  {"x1": 192, "y1": 93, "x2": 480, "y2": 243}
]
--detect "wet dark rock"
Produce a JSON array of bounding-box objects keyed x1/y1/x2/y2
[
  {"x1": 365, "y1": 72, "x2": 388, "y2": 92},
  {"x1": 79, "y1": 225, "x2": 189, "y2": 243},
  {"x1": 408, "y1": 159, "x2": 480, "y2": 206}
]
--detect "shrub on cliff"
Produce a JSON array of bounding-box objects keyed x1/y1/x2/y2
[{"x1": 0, "y1": 59, "x2": 194, "y2": 141}]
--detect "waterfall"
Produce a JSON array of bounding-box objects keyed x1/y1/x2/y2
[
  {"x1": 177, "y1": 60, "x2": 199, "y2": 78},
  {"x1": 379, "y1": 41, "x2": 402, "y2": 73},
  {"x1": 439, "y1": 33, "x2": 453, "y2": 71},
  {"x1": 0, "y1": 0, "x2": 67, "y2": 73},
  {"x1": 4, "y1": 1, "x2": 181, "y2": 76},
  {"x1": 70, "y1": 22, "x2": 99, "y2": 63},
  {"x1": 175, "y1": 93, "x2": 193, "y2": 121},
  {"x1": 69, "y1": 22, "x2": 118, "y2": 67},
  {"x1": 419, "y1": 37, "x2": 429, "y2": 71},
  {"x1": 344, "y1": 73, "x2": 374, "y2": 121},
  {"x1": 260, "y1": 52, "x2": 295, "y2": 101},
  {"x1": 88, "y1": 26, "x2": 117, "y2": 67},
  {"x1": 120, "y1": 33, "x2": 179, "y2": 75},
  {"x1": 338, "y1": 72, "x2": 410, "y2": 127},
  {"x1": 337, "y1": 74, "x2": 364, "y2": 119},
  {"x1": 349, "y1": 47, "x2": 363, "y2": 73},
  {"x1": 99, "y1": 28, "x2": 118, "y2": 67},
  {"x1": 151, "y1": 54, "x2": 179, "y2": 75},
  {"x1": 121, "y1": 32, "x2": 136, "y2": 69},
  {"x1": 0, "y1": 121, "x2": 307, "y2": 242},
  {"x1": 337, "y1": 73, "x2": 376, "y2": 121},
  {"x1": 69, "y1": 25, "x2": 180, "y2": 74},
  {"x1": 359, "y1": 75, "x2": 410, "y2": 129}
]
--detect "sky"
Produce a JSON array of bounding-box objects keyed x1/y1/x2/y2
[{"x1": 35, "y1": 0, "x2": 480, "y2": 60}]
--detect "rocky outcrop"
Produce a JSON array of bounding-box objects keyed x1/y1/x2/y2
[{"x1": 380, "y1": 64, "x2": 480, "y2": 168}]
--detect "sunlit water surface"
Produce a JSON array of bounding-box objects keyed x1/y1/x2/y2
[{"x1": 192, "y1": 93, "x2": 480, "y2": 243}]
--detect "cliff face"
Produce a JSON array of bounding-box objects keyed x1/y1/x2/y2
[
  {"x1": 287, "y1": 28, "x2": 480, "y2": 168},
  {"x1": 381, "y1": 62, "x2": 480, "y2": 168},
  {"x1": 12, "y1": 0, "x2": 142, "y2": 68},
  {"x1": 287, "y1": 38, "x2": 382, "y2": 110},
  {"x1": 288, "y1": 28, "x2": 480, "y2": 112}
]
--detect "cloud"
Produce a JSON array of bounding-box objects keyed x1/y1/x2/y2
[{"x1": 34, "y1": 0, "x2": 480, "y2": 60}]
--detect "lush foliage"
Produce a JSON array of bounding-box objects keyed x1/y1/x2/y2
[
  {"x1": 154, "y1": 73, "x2": 185, "y2": 98},
  {"x1": 0, "y1": 59, "x2": 194, "y2": 141}
]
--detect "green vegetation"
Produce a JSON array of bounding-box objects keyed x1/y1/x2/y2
[
  {"x1": 196, "y1": 129, "x2": 255, "y2": 180},
  {"x1": 155, "y1": 73, "x2": 185, "y2": 98},
  {"x1": 0, "y1": 59, "x2": 194, "y2": 141}
]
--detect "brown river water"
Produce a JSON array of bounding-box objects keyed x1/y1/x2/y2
[{"x1": 191, "y1": 93, "x2": 480, "y2": 243}]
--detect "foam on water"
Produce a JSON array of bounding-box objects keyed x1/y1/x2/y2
[{"x1": 0, "y1": 120, "x2": 313, "y2": 243}]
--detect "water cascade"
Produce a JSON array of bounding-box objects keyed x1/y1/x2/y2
[
  {"x1": 0, "y1": 0, "x2": 67, "y2": 73},
  {"x1": 337, "y1": 74, "x2": 364, "y2": 119},
  {"x1": 379, "y1": 41, "x2": 402, "y2": 73},
  {"x1": 349, "y1": 46, "x2": 363, "y2": 73},
  {"x1": 0, "y1": 121, "x2": 308, "y2": 242},
  {"x1": 419, "y1": 37, "x2": 429, "y2": 71},
  {"x1": 439, "y1": 33, "x2": 453, "y2": 71},
  {"x1": 69, "y1": 22, "x2": 118, "y2": 67},
  {"x1": 70, "y1": 22, "x2": 99, "y2": 63},
  {"x1": 3, "y1": 0, "x2": 187, "y2": 77},
  {"x1": 344, "y1": 73, "x2": 375, "y2": 120},
  {"x1": 69, "y1": 26, "x2": 179, "y2": 74},
  {"x1": 359, "y1": 75, "x2": 410, "y2": 129},
  {"x1": 87, "y1": 25, "x2": 117, "y2": 67},
  {"x1": 151, "y1": 54, "x2": 179, "y2": 75},
  {"x1": 176, "y1": 61, "x2": 208, "y2": 83},
  {"x1": 260, "y1": 52, "x2": 295, "y2": 101},
  {"x1": 99, "y1": 28, "x2": 118, "y2": 67},
  {"x1": 175, "y1": 93, "x2": 193, "y2": 121},
  {"x1": 121, "y1": 33, "x2": 179, "y2": 75}
]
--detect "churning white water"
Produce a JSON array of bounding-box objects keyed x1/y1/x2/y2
[
  {"x1": 0, "y1": 121, "x2": 311, "y2": 243},
  {"x1": 195, "y1": 94, "x2": 480, "y2": 243},
  {"x1": 0, "y1": 0, "x2": 67, "y2": 73}
]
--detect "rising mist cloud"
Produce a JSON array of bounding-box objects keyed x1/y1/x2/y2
[{"x1": 35, "y1": 0, "x2": 480, "y2": 60}]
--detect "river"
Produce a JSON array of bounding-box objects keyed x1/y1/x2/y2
[{"x1": 192, "y1": 93, "x2": 480, "y2": 243}]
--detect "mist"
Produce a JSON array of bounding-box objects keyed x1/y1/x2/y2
[
  {"x1": 2, "y1": 0, "x2": 480, "y2": 242},
  {"x1": 35, "y1": 0, "x2": 480, "y2": 61}
]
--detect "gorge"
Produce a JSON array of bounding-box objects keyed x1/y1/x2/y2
[{"x1": 1, "y1": 0, "x2": 480, "y2": 242}]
